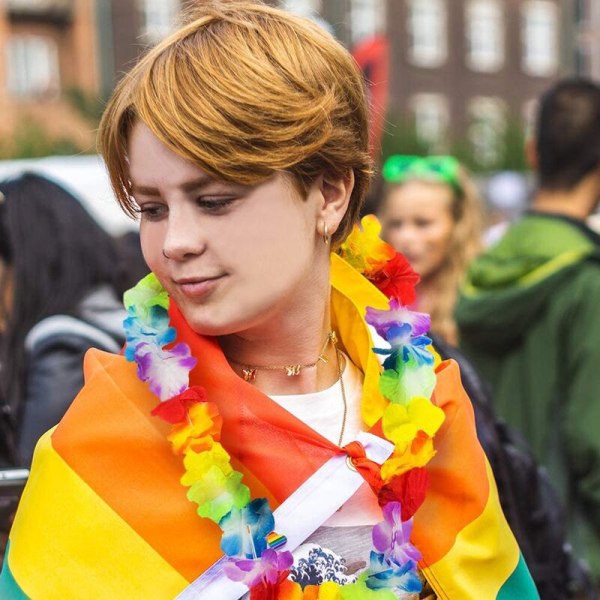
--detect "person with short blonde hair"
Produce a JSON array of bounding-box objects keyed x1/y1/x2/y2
[{"x1": 1, "y1": 3, "x2": 538, "y2": 598}]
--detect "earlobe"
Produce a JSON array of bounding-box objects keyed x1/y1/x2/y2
[{"x1": 317, "y1": 169, "x2": 354, "y2": 235}]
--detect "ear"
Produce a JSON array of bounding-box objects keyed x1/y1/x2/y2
[
  {"x1": 310, "y1": 169, "x2": 355, "y2": 237},
  {"x1": 524, "y1": 137, "x2": 537, "y2": 170}
]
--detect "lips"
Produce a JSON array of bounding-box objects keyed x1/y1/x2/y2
[{"x1": 174, "y1": 274, "x2": 226, "y2": 298}]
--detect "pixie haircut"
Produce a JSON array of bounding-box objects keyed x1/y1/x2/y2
[
  {"x1": 99, "y1": 1, "x2": 372, "y2": 245},
  {"x1": 536, "y1": 78, "x2": 600, "y2": 191}
]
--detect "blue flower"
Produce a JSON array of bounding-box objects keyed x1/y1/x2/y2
[
  {"x1": 219, "y1": 498, "x2": 275, "y2": 559},
  {"x1": 123, "y1": 305, "x2": 176, "y2": 361},
  {"x1": 365, "y1": 553, "x2": 422, "y2": 592}
]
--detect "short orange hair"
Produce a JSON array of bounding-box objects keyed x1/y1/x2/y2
[{"x1": 99, "y1": 1, "x2": 372, "y2": 245}]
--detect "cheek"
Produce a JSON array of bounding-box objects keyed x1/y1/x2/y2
[{"x1": 139, "y1": 224, "x2": 164, "y2": 272}]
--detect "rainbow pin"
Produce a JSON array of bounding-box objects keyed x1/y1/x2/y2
[{"x1": 266, "y1": 531, "x2": 287, "y2": 550}]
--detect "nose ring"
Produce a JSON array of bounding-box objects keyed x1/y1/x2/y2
[{"x1": 162, "y1": 249, "x2": 170, "y2": 259}]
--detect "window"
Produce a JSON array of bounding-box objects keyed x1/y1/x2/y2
[
  {"x1": 468, "y1": 97, "x2": 506, "y2": 168},
  {"x1": 6, "y1": 35, "x2": 60, "y2": 99},
  {"x1": 410, "y1": 94, "x2": 449, "y2": 152},
  {"x1": 521, "y1": 1, "x2": 559, "y2": 76},
  {"x1": 282, "y1": 0, "x2": 321, "y2": 17},
  {"x1": 465, "y1": 0, "x2": 504, "y2": 72},
  {"x1": 141, "y1": 0, "x2": 179, "y2": 43},
  {"x1": 407, "y1": 0, "x2": 448, "y2": 68},
  {"x1": 350, "y1": 0, "x2": 386, "y2": 45},
  {"x1": 281, "y1": 0, "x2": 333, "y2": 35}
]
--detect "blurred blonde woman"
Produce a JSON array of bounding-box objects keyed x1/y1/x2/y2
[{"x1": 378, "y1": 155, "x2": 483, "y2": 345}]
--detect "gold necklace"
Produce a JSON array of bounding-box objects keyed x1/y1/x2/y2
[
  {"x1": 334, "y1": 346, "x2": 348, "y2": 447},
  {"x1": 230, "y1": 331, "x2": 337, "y2": 382},
  {"x1": 230, "y1": 331, "x2": 348, "y2": 447}
]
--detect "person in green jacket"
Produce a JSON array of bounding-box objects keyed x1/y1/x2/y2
[{"x1": 456, "y1": 78, "x2": 600, "y2": 582}]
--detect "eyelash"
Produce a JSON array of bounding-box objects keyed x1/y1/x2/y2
[
  {"x1": 195, "y1": 197, "x2": 237, "y2": 213},
  {"x1": 135, "y1": 197, "x2": 237, "y2": 221}
]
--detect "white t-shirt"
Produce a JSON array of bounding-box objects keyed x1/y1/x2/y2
[{"x1": 265, "y1": 356, "x2": 385, "y2": 589}]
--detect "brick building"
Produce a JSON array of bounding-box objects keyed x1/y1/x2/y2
[
  {"x1": 0, "y1": 0, "x2": 181, "y2": 157},
  {"x1": 0, "y1": 0, "x2": 596, "y2": 163},
  {"x1": 0, "y1": 0, "x2": 101, "y2": 154}
]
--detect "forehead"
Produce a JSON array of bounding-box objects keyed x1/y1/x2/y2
[
  {"x1": 386, "y1": 180, "x2": 454, "y2": 214},
  {"x1": 128, "y1": 122, "x2": 211, "y2": 189}
]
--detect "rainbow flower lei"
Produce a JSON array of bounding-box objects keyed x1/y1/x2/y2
[{"x1": 123, "y1": 215, "x2": 445, "y2": 599}]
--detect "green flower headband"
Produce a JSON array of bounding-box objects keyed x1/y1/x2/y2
[{"x1": 382, "y1": 155, "x2": 463, "y2": 196}]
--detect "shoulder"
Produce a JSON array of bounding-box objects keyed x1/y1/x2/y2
[{"x1": 25, "y1": 315, "x2": 123, "y2": 356}]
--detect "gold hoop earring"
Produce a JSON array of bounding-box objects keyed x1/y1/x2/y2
[{"x1": 323, "y1": 222, "x2": 330, "y2": 245}]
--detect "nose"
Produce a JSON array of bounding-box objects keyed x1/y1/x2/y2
[
  {"x1": 394, "y1": 223, "x2": 421, "y2": 248},
  {"x1": 162, "y1": 205, "x2": 207, "y2": 261}
]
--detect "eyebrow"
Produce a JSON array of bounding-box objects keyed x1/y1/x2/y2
[{"x1": 131, "y1": 174, "x2": 215, "y2": 196}]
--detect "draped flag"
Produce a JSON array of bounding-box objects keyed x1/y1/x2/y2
[{"x1": 0, "y1": 255, "x2": 537, "y2": 599}]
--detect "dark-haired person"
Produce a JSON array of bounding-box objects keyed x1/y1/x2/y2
[
  {"x1": 0, "y1": 172, "x2": 128, "y2": 469},
  {"x1": 456, "y1": 77, "x2": 600, "y2": 583}
]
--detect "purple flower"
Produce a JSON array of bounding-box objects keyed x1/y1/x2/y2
[
  {"x1": 220, "y1": 498, "x2": 275, "y2": 559},
  {"x1": 134, "y1": 342, "x2": 197, "y2": 401},
  {"x1": 366, "y1": 299, "x2": 430, "y2": 341},
  {"x1": 372, "y1": 502, "x2": 421, "y2": 567},
  {"x1": 223, "y1": 549, "x2": 293, "y2": 588}
]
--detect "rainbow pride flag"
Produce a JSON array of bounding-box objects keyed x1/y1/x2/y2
[{"x1": 0, "y1": 255, "x2": 538, "y2": 599}]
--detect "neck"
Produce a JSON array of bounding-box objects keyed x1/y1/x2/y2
[
  {"x1": 532, "y1": 174, "x2": 600, "y2": 220},
  {"x1": 218, "y1": 263, "x2": 339, "y2": 395}
]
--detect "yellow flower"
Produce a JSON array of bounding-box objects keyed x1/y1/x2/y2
[
  {"x1": 381, "y1": 433, "x2": 436, "y2": 481},
  {"x1": 181, "y1": 442, "x2": 233, "y2": 487},
  {"x1": 382, "y1": 396, "x2": 445, "y2": 452},
  {"x1": 301, "y1": 582, "x2": 343, "y2": 599},
  {"x1": 339, "y1": 215, "x2": 395, "y2": 276},
  {"x1": 168, "y1": 401, "x2": 222, "y2": 455}
]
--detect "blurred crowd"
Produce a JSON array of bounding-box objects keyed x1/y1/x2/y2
[{"x1": 0, "y1": 74, "x2": 599, "y2": 599}]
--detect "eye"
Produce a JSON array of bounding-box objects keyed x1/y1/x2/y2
[
  {"x1": 195, "y1": 197, "x2": 237, "y2": 214},
  {"x1": 415, "y1": 218, "x2": 433, "y2": 228},
  {"x1": 136, "y1": 203, "x2": 167, "y2": 221}
]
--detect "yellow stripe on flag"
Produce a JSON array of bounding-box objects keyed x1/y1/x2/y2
[
  {"x1": 422, "y1": 461, "x2": 523, "y2": 600},
  {"x1": 8, "y1": 431, "x2": 189, "y2": 600}
]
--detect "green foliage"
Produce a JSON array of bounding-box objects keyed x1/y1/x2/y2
[
  {"x1": 380, "y1": 113, "x2": 528, "y2": 174},
  {"x1": 380, "y1": 114, "x2": 429, "y2": 161},
  {"x1": 0, "y1": 117, "x2": 83, "y2": 160},
  {"x1": 65, "y1": 87, "x2": 105, "y2": 123}
]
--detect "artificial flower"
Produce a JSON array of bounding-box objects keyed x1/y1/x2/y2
[
  {"x1": 371, "y1": 502, "x2": 421, "y2": 567},
  {"x1": 365, "y1": 554, "x2": 421, "y2": 594},
  {"x1": 365, "y1": 299, "x2": 430, "y2": 340},
  {"x1": 337, "y1": 574, "x2": 397, "y2": 600},
  {"x1": 224, "y1": 549, "x2": 294, "y2": 588},
  {"x1": 220, "y1": 498, "x2": 275, "y2": 558},
  {"x1": 339, "y1": 215, "x2": 395, "y2": 276},
  {"x1": 250, "y1": 575, "x2": 304, "y2": 600},
  {"x1": 123, "y1": 305, "x2": 176, "y2": 361},
  {"x1": 168, "y1": 400, "x2": 223, "y2": 454},
  {"x1": 181, "y1": 442, "x2": 233, "y2": 486},
  {"x1": 368, "y1": 252, "x2": 420, "y2": 305},
  {"x1": 134, "y1": 342, "x2": 197, "y2": 401},
  {"x1": 187, "y1": 467, "x2": 250, "y2": 523},
  {"x1": 377, "y1": 468, "x2": 429, "y2": 520},
  {"x1": 151, "y1": 386, "x2": 207, "y2": 424},
  {"x1": 301, "y1": 582, "x2": 343, "y2": 600},
  {"x1": 123, "y1": 272, "x2": 170, "y2": 317},
  {"x1": 379, "y1": 363, "x2": 436, "y2": 405},
  {"x1": 380, "y1": 433, "x2": 436, "y2": 481},
  {"x1": 382, "y1": 397, "x2": 445, "y2": 452}
]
